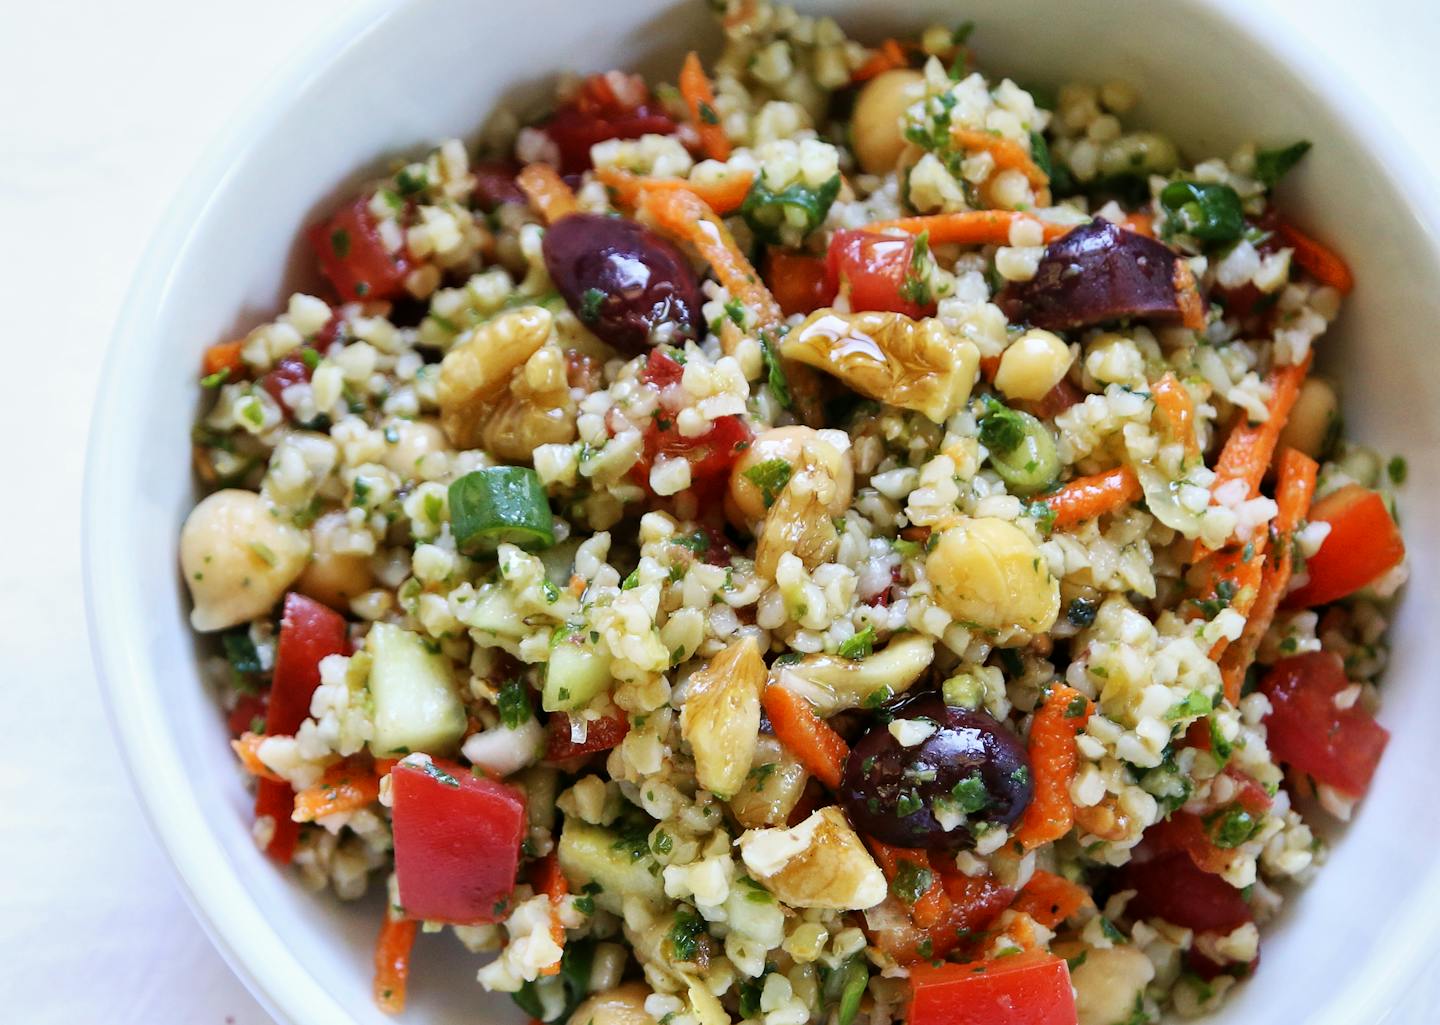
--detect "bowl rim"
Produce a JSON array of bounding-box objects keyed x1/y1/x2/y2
[{"x1": 83, "y1": 2, "x2": 1440, "y2": 1024}]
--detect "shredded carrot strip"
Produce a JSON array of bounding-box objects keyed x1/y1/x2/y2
[
  {"x1": 1189, "y1": 545, "x2": 1267, "y2": 664},
  {"x1": 1194, "y1": 352, "x2": 1313, "y2": 561},
  {"x1": 1121, "y1": 211, "x2": 1155, "y2": 237},
  {"x1": 516, "y1": 163, "x2": 577, "y2": 224},
  {"x1": 1014, "y1": 685, "x2": 1092, "y2": 850},
  {"x1": 202, "y1": 340, "x2": 245, "y2": 378},
  {"x1": 374, "y1": 913, "x2": 417, "y2": 1015},
  {"x1": 231, "y1": 732, "x2": 284, "y2": 783},
  {"x1": 532, "y1": 851, "x2": 569, "y2": 901},
  {"x1": 852, "y1": 38, "x2": 909, "y2": 82},
  {"x1": 594, "y1": 165, "x2": 754, "y2": 215},
  {"x1": 292, "y1": 758, "x2": 381, "y2": 823},
  {"x1": 865, "y1": 210, "x2": 1070, "y2": 246},
  {"x1": 1276, "y1": 220, "x2": 1354, "y2": 294},
  {"x1": 1010, "y1": 870, "x2": 1091, "y2": 929},
  {"x1": 643, "y1": 187, "x2": 785, "y2": 329},
  {"x1": 952, "y1": 129, "x2": 1049, "y2": 190},
  {"x1": 1043, "y1": 466, "x2": 1142, "y2": 529},
  {"x1": 866, "y1": 840, "x2": 953, "y2": 930},
  {"x1": 761, "y1": 684, "x2": 849, "y2": 789},
  {"x1": 1171, "y1": 258, "x2": 1208, "y2": 331},
  {"x1": 1151, "y1": 372, "x2": 1199, "y2": 458},
  {"x1": 679, "y1": 52, "x2": 731, "y2": 161},
  {"x1": 1217, "y1": 448, "x2": 1318, "y2": 703}
]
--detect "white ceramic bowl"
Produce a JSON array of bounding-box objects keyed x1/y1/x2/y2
[{"x1": 85, "y1": 1, "x2": 1440, "y2": 1022}]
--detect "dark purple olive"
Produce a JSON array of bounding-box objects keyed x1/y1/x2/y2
[
  {"x1": 998, "y1": 219, "x2": 1200, "y2": 331},
  {"x1": 840, "y1": 695, "x2": 1031, "y2": 850},
  {"x1": 542, "y1": 213, "x2": 703, "y2": 356}
]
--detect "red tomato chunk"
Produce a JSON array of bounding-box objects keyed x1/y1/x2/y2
[
  {"x1": 908, "y1": 952, "x2": 1077, "y2": 1025},
  {"x1": 544, "y1": 711, "x2": 629, "y2": 763},
  {"x1": 826, "y1": 229, "x2": 936, "y2": 319},
  {"x1": 1122, "y1": 850, "x2": 1252, "y2": 934},
  {"x1": 539, "y1": 72, "x2": 677, "y2": 174},
  {"x1": 307, "y1": 195, "x2": 412, "y2": 302},
  {"x1": 391, "y1": 759, "x2": 527, "y2": 924},
  {"x1": 1284, "y1": 485, "x2": 1405, "y2": 608},
  {"x1": 1260, "y1": 651, "x2": 1389, "y2": 798}
]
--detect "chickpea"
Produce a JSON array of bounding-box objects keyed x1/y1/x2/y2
[
  {"x1": 994, "y1": 329, "x2": 1073, "y2": 402},
  {"x1": 728, "y1": 426, "x2": 853, "y2": 527},
  {"x1": 295, "y1": 512, "x2": 375, "y2": 612},
  {"x1": 1069, "y1": 945, "x2": 1155, "y2": 1025},
  {"x1": 850, "y1": 69, "x2": 927, "y2": 175},
  {"x1": 180, "y1": 489, "x2": 310, "y2": 632},
  {"x1": 1277, "y1": 377, "x2": 1338, "y2": 460},
  {"x1": 925, "y1": 517, "x2": 1060, "y2": 637},
  {"x1": 566, "y1": 984, "x2": 655, "y2": 1025},
  {"x1": 380, "y1": 417, "x2": 449, "y2": 480}
]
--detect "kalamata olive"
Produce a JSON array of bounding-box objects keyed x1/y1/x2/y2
[
  {"x1": 542, "y1": 213, "x2": 703, "y2": 356},
  {"x1": 998, "y1": 219, "x2": 1200, "y2": 331},
  {"x1": 840, "y1": 695, "x2": 1032, "y2": 850}
]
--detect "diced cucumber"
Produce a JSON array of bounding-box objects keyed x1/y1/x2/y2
[
  {"x1": 543, "y1": 628, "x2": 613, "y2": 712},
  {"x1": 366, "y1": 622, "x2": 467, "y2": 757},
  {"x1": 466, "y1": 584, "x2": 527, "y2": 640},
  {"x1": 556, "y1": 819, "x2": 665, "y2": 915}
]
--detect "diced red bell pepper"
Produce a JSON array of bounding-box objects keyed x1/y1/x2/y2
[
  {"x1": 543, "y1": 711, "x2": 629, "y2": 763},
  {"x1": 1259, "y1": 651, "x2": 1389, "y2": 798},
  {"x1": 632, "y1": 413, "x2": 751, "y2": 495},
  {"x1": 268, "y1": 593, "x2": 349, "y2": 736},
  {"x1": 227, "y1": 693, "x2": 268, "y2": 738},
  {"x1": 306, "y1": 194, "x2": 412, "y2": 302},
  {"x1": 391, "y1": 759, "x2": 528, "y2": 924},
  {"x1": 254, "y1": 593, "x2": 349, "y2": 864},
  {"x1": 767, "y1": 249, "x2": 837, "y2": 316},
  {"x1": 640, "y1": 349, "x2": 686, "y2": 389},
  {"x1": 908, "y1": 952, "x2": 1077, "y2": 1025},
  {"x1": 1146, "y1": 812, "x2": 1232, "y2": 875},
  {"x1": 539, "y1": 73, "x2": 677, "y2": 174},
  {"x1": 1284, "y1": 485, "x2": 1405, "y2": 608},
  {"x1": 1120, "y1": 850, "x2": 1252, "y2": 934},
  {"x1": 826, "y1": 229, "x2": 936, "y2": 319}
]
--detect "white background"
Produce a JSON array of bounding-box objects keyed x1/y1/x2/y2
[{"x1": 1, "y1": 1, "x2": 1435, "y2": 1021}]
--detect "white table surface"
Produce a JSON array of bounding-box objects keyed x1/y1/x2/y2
[{"x1": 2, "y1": 1, "x2": 1435, "y2": 1021}]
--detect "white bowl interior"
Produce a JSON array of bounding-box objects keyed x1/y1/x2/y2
[{"x1": 86, "y1": 1, "x2": 1440, "y2": 1023}]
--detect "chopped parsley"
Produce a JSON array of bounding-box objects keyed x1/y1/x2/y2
[
  {"x1": 330, "y1": 227, "x2": 351, "y2": 259},
  {"x1": 837, "y1": 626, "x2": 877, "y2": 660},
  {"x1": 578, "y1": 287, "x2": 606, "y2": 324},
  {"x1": 1388, "y1": 455, "x2": 1408, "y2": 485},
  {"x1": 742, "y1": 458, "x2": 792, "y2": 508},
  {"x1": 1208, "y1": 806, "x2": 1261, "y2": 848},
  {"x1": 761, "y1": 336, "x2": 793, "y2": 410},
  {"x1": 496, "y1": 677, "x2": 531, "y2": 729},
  {"x1": 667, "y1": 908, "x2": 706, "y2": 962},
  {"x1": 950, "y1": 774, "x2": 991, "y2": 814},
  {"x1": 898, "y1": 230, "x2": 934, "y2": 307},
  {"x1": 896, "y1": 790, "x2": 923, "y2": 817},
  {"x1": 1164, "y1": 690, "x2": 1213, "y2": 722},
  {"x1": 891, "y1": 860, "x2": 934, "y2": 904}
]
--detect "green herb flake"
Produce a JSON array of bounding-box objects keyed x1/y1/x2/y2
[
  {"x1": 761, "y1": 337, "x2": 792, "y2": 410},
  {"x1": 1208, "y1": 806, "x2": 1261, "y2": 848},
  {"x1": 1164, "y1": 690, "x2": 1213, "y2": 722},
  {"x1": 896, "y1": 790, "x2": 923, "y2": 817},
  {"x1": 742, "y1": 458, "x2": 793, "y2": 508},
  {"x1": 667, "y1": 908, "x2": 706, "y2": 962},
  {"x1": 837, "y1": 626, "x2": 877, "y2": 660},
  {"x1": 950, "y1": 774, "x2": 991, "y2": 814},
  {"x1": 497, "y1": 677, "x2": 532, "y2": 729},
  {"x1": 579, "y1": 287, "x2": 607, "y2": 324},
  {"x1": 1388, "y1": 455, "x2": 1408, "y2": 485},
  {"x1": 1098, "y1": 917, "x2": 1128, "y2": 944},
  {"x1": 330, "y1": 228, "x2": 351, "y2": 259},
  {"x1": 891, "y1": 860, "x2": 934, "y2": 905},
  {"x1": 201, "y1": 368, "x2": 230, "y2": 389}
]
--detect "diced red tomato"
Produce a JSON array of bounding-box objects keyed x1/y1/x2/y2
[
  {"x1": 306, "y1": 194, "x2": 412, "y2": 302},
  {"x1": 1259, "y1": 651, "x2": 1389, "y2": 798},
  {"x1": 260, "y1": 351, "x2": 314, "y2": 418},
  {"x1": 908, "y1": 952, "x2": 1077, "y2": 1025},
  {"x1": 390, "y1": 759, "x2": 528, "y2": 924},
  {"x1": 543, "y1": 711, "x2": 629, "y2": 763},
  {"x1": 473, "y1": 160, "x2": 527, "y2": 211},
  {"x1": 227, "y1": 693, "x2": 268, "y2": 738},
  {"x1": 1146, "y1": 813, "x2": 1232, "y2": 875},
  {"x1": 826, "y1": 229, "x2": 936, "y2": 319},
  {"x1": 767, "y1": 249, "x2": 837, "y2": 316},
  {"x1": 539, "y1": 72, "x2": 677, "y2": 174},
  {"x1": 254, "y1": 594, "x2": 349, "y2": 863},
  {"x1": 1228, "y1": 769, "x2": 1273, "y2": 816},
  {"x1": 640, "y1": 349, "x2": 686, "y2": 389},
  {"x1": 1284, "y1": 485, "x2": 1405, "y2": 608},
  {"x1": 1120, "y1": 851, "x2": 1252, "y2": 934},
  {"x1": 632, "y1": 413, "x2": 751, "y2": 498}
]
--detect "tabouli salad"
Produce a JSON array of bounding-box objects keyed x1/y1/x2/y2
[{"x1": 181, "y1": 3, "x2": 1409, "y2": 1023}]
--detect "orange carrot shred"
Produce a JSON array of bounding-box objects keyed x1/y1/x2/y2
[
  {"x1": 594, "y1": 165, "x2": 754, "y2": 216},
  {"x1": 292, "y1": 758, "x2": 381, "y2": 823},
  {"x1": 532, "y1": 851, "x2": 570, "y2": 901},
  {"x1": 203, "y1": 340, "x2": 245, "y2": 378},
  {"x1": 1043, "y1": 466, "x2": 1142, "y2": 529},
  {"x1": 643, "y1": 187, "x2": 784, "y2": 329},
  {"x1": 865, "y1": 210, "x2": 1070, "y2": 246},
  {"x1": 231, "y1": 732, "x2": 284, "y2": 783},
  {"x1": 1171, "y1": 258, "x2": 1208, "y2": 331},
  {"x1": 952, "y1": 129, "x2": 1049, "y2": 190},
  {"x1": 374, "y1": 914, "x2": 417, "y2": 1015},
  {"x1": 1151, "y1": 372, "x2": 1199, "y2": 458},
  {"x1": 762, "y1": 684, "x2": 849, "y2": 789},
  {"x1": 1121, "y1": 211, "x2": 1155, "y2": 237},
  {"x1": 516, "y1": 163, "x2": 578, "y2": 224},
  {"x1": 852, "y1": 38, "x2": 910, "y2": 82},
  {"x1": 680, "y1": 52, "x2": 730, "y2": 161},
  {"x1": 1276, "y1": 220, "x2": 1354, "y2": 294},
  {"x1": 1010, "y1": 869, "x2": 1091, "y2": 929},
  {"x1": 1217, "y1": 447, "x2": 1318, "y2": 703},
  {"x1": 1014, "y1": 685, "x2": 1092, "y2": 850}
]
